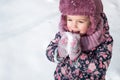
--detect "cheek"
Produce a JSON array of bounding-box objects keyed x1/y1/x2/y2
[
  {"x1": 67, "y1": 22, "x2": 72, "y2": 27},
  {"x1": 78, "y1": 25, "x2": 89, "y2": 33},
  {"x1": 67, "y1": 25, "x2": 71, "y2": 30},
  {"x1": 67, "y1": 22, "x2": 76, "y2": 30},
  {"x1": 78, "y1": 25, "x2": 88, "y2": 31}
]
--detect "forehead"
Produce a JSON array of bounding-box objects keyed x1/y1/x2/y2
[{"x1": 67, "y1": 15, "x2": 89, "y2": 20}]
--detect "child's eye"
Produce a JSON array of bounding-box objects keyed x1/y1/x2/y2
[
  {"x1": 78, "y1": 21, "x2": 84, "y2": 23},
  {"x1": 67, "y1": 19, "x2": 72, "y2": 21}
]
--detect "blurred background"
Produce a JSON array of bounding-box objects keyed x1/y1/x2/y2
[{"x1": 0, "y1": 0, "x2": 120, "y2": 80}]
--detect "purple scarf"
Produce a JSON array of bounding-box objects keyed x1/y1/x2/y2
[{"x1": 80, "y1": 29, "x2": 105, "y2": 51}]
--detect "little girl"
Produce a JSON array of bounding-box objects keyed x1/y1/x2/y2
[{"x1": 46, "y1": 0, "x2": 113, "y2": 80}]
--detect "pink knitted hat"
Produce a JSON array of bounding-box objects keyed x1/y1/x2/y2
[
  {"x1": 59, "y1": 0, "x2": 106, "y2": 51},
  {"x1": 59, "y1": 0, "x2": 103, "y2": 35},
  {"x1": 59, "y1": 0, "x2": 103, "y2": 16}
]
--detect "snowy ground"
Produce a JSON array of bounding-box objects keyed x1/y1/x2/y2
[{"x1": 0, "y1": 0, "x2": 120, "y2": 80}]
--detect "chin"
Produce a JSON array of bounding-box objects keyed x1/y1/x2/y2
[{"x1": 80, "y1": 33, "x2": 87, "y2": 36}]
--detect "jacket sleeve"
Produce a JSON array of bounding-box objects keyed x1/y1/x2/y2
[{"x1": 46, "y1": 32, "x2": 65, "y2": 63}]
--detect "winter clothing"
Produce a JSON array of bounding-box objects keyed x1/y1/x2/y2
[
  {"x1": 46, "y1": 0, "x2": 113, "y2": 79},
  {"x1": 59, "y1": 0, "x2": 103, "y2": 34},
  {"x1": 58, "y1": 32, "x2": 81, "y2": 60},
  {"x1": 59, "y1": 0, "x2": 103, "y2": 16},
  {"x1": 46, "y1": 13, "x2": 113, "y2": 80},
  {"x1": 59, "y1": 0, "x2": 105, "y2": 51}
]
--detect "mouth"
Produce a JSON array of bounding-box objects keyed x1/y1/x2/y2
[{"x1": 71, "y1": 30, "x2": 80, "y2": 34}]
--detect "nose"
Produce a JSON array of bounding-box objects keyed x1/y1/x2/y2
[{"x1": 72, "y1": 21, "x2": 77, "y2": 28}]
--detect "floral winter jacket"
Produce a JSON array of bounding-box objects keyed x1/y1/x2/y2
[{"x1": 46, "y1": 14, "x2": 113, "y2": 80}]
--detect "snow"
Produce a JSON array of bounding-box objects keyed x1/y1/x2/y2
[{"x1": 0, "y1": 0, "x2": 120, "y2": 80}]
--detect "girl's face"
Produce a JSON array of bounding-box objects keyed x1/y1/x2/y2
[{"x1": 67, "y1": 15, "x2": 91, "y2": 35}]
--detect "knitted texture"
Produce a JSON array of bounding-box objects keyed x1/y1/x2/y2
[
  {"x1": 59, "y1": 0, "x2": 103, "y2": 16},
  {"x1": 58, "y1": 32, "x2": 81, "y2": 60},
  {"x1": 59, "y1": 0, "x2": 103, "y2": 35}
]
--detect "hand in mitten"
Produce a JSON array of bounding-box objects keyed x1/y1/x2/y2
[
  {"x1": 66, "y1": 32, "x2": 81, "y2": 60},
  {"x1": 58, "y1": 32, "x2": 69, "y2": 58},
  {"x1": 58, "y1": 32, "x2": 81, "y2": 60}
]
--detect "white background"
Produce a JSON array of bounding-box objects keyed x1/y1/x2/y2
[{"x1": 0, "y1": 0, "x2": 120, "y2": 80}]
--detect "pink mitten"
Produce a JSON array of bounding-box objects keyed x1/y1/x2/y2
[
  {"x1": 58, "y1": 32, "x2": 69, "y2": 58},
  {"x1": 58, "y1": 32, "x2": 81, "y2": 60},
  {"x1": 66, "y1": 32, "x2": 81, "y2": 60}
]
